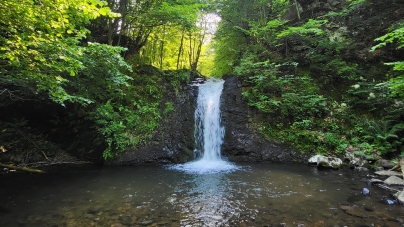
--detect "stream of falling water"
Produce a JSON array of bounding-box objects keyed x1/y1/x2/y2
[{"x1": 171, "y1": 79, "x2": 239, "y2": 174}]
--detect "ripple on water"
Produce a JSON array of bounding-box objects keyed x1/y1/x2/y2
[{"x1": 168, "y1": 159, "x2": 242, "y2": 174}]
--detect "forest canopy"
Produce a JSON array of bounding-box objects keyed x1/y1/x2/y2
[
  {"x1": 212, "y1": 0, "x2": 404, "y2": 158},
  {"x1": 1, "y1": 0, "x2": 404, "y2": 162}
]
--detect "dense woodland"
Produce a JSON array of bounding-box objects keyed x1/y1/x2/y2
[{"x1": 0, "y1": 0, "x2": 403, "y2": 165}]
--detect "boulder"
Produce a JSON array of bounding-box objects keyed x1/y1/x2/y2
[
  {"x1": 308, "y1": 155, "x2": 322, "y2": 165},
  {"x1": 308, "y1": 155, "x2": 343, "y2": 169},
  {"x1": 375, "y1": 159, "x2": 395, "y2": 169},
  {"x1": 344, "y1": 152, "x2": 369, "y2": 168},
  {"x1": 368, "y1": 178, "x2": 384, "y2": 184},
  {"x1": 375, "y1": 170, "x2": 402, "y2": 177},
  {"x1": 374, "y1": 167, "x2": 384, "y2": 171},
  {"x1": 221, "y1": 77, "x2": 312, "y2": 163},
  {"x1": 384, "y1": 176, "x2": 404, "y2": 186},
  {"x1": 317, "y1": 155, "x2": 343, "y2": 169},
  {"x1": 394, "y1": 191, "x2": 404, "y2": 204}
]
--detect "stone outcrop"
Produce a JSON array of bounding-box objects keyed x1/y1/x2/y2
[
  {"x1": 384, "y1": 176, "x2": 404, "y2": 186},
  {"x1": 374, "y1": 170, "x2": 403, "y2": 177},
  {"x1": 110, "y1": 81, "x2": 199, "y2": 165},
  {"x1": 221, "y1": 76, "x2": 312, "y2": 162},
  {"x1": 308, "y1": 154, "x2": 343, "y2": 169},
  {"x1": 394, "y1": 191, "x2": 404, "y2": 204}
]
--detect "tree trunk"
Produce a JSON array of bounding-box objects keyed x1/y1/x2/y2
[
  {"x1": 177, "y1": 31, "x2": 185, "y2": 69},
  {"x1": 0, "y1": 163, "x2": 44, "y2": 173},
  {"x1": 191, "y1": 32, "x2": 205, "y2": 72},
  {"x1": 295, "y1": 0, "x2": 301, "y2": 20},
  {"x1": 159, "y1": 25, "x2": 166, "y2": 69}
]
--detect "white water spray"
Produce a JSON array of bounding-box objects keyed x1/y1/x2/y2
[{"x1": 171, "y1": 79, "x2": 238, "y2": 174}]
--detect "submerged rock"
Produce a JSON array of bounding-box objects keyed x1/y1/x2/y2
[
  {"x1": 354, "y1": 167, "x2": 369, "y2": 172},
  {"x1": 386, "y1": 199, "x2": 397, "y2": 205},
  {"x1": 340, "y1": 205, "x2": 368, "y2": 218},
  {"x1": 362, "y1": 188, "x2": 370, "y2": 195}
]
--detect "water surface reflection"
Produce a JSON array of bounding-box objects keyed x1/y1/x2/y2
[{"x1": 0, "y1": 164, "x2": 403, "y2": 227}]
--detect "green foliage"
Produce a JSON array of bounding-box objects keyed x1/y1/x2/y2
[
  {"x1": 92, "y1": 99, "x2": 160, "y2": 159},
  {"x1": 236, "y1": 53, "x2": 327, "y2": 123},
  {"x1": 321, "y1": 0, "x2": 367, "y2": 17},
  {"x1": 352, "y1": 119, "x2": 404, "y2": 155},
  {"x1": 0, "y1": 0, "x2": 198, "y2": 160},
  {"x1": 0, "y1": 0, "x2": 119, "y2": 104},
  {"x1": 212, "y1": 22, "x2": 248, "y2": 77},
  {"x1": 163, "y1": 102, "x2": 175, "y2": 116},
  {"x1": 277, "y1": 19, "x2": 327, "y2": 39},
  {"x1": 212, "y1": 0, "x2": 404, "y2": 159},
  {"x1": 345, "y1": 81, "x2": 393, "y2": 115},
  {"x1": 164, "y1": 70, "x2": 190, "y2": 95},
  {"x1": 371, "y1": 22, "x2": 404, "y2": 99}
]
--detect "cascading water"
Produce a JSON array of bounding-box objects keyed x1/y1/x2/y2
[
  {"x1": 171, "y1": 79, "x2": 238, "y2": 174},
  {"x1": 194, "y1": 79, "x2": 225, "y2": 161}
]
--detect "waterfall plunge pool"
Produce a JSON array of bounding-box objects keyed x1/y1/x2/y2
[
  {"x1": 1, "y1": 79, "x2": 403, "y2": 226},
  {"x1": 0, "y1": 163, "x2": 403, "y2": 227}
]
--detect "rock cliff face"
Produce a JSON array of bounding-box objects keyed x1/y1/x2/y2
[
  {"x1": 111, "y1": 82, "x2": 198, "y2": 165},
  {"x1": 221, "y1": 77, "x2": 312, "y2": 163},
  {"x1": 113, "y1": 76, "x2": 312, "y2": 165}
]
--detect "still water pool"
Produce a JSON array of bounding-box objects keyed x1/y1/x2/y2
[{"x1": 0, "y1": 163, "x2": 403, "y2": 227}]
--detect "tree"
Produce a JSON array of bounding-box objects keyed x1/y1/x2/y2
[
  {"x1": 88, "y1": 0, "x2": 201, "y2": 58},
  {"x1": 0, "y1": 0, "x2": 119, "y2": 104},
  {"x1": 371, "y1": 22, "x2": 404, "y2": 99}
]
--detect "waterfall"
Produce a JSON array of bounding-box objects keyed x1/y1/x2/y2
[
  {"x1": 171, "y1": 79, "x2": 238, "y2": 174},
  {"x1": 194, "y1": 79, "x2": 225, "y2": 161}
]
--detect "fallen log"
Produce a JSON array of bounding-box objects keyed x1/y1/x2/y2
[{"x1": 0, "y1": 163, "x2": 44, "y2": 173}]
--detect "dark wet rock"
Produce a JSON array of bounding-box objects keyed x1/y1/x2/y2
[
  {"x1": 345, "y1": 152, "x2": 369, "y2": 168},
  {"x1": 375, "y1": 170, "x2": 403, "y2": 177},
  {"x1": 368, "y1": 178, "x2": 384, "y2": 184},
  {"x1": 354, "y1": 167, "x2": 369, "y2": 172},
  {"x1": 347, "y1": 194, "x2": 363, "y2": 203},
  {"x1": 376, "y1": 159, "x2": 395, "y2": 169},
  {"x1": 221, "y1": 76, "x2": 312, "y2": 163},
  {"x1": 384, "y1": 176, "x2": 404, "y2": 186},
  {"x1": 375, "y1": 167, "x2": 384, "y2": 171},
  {"x1": 110, "y1": 80, "x2": 199, "y2": 165},
  {"x1": 364, "y1": 206, "x2": 374, "y2": 212},
  {"x1": 87, "y1": 209, "x2": 99, "y2": 215},
  {"x1": 340, "y1": 205, "x2": 368, "y2": 218}
]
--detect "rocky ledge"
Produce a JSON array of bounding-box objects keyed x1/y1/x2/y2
[{"x1": 221, "y1": 76, "x2": 313, "y2": 163}]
